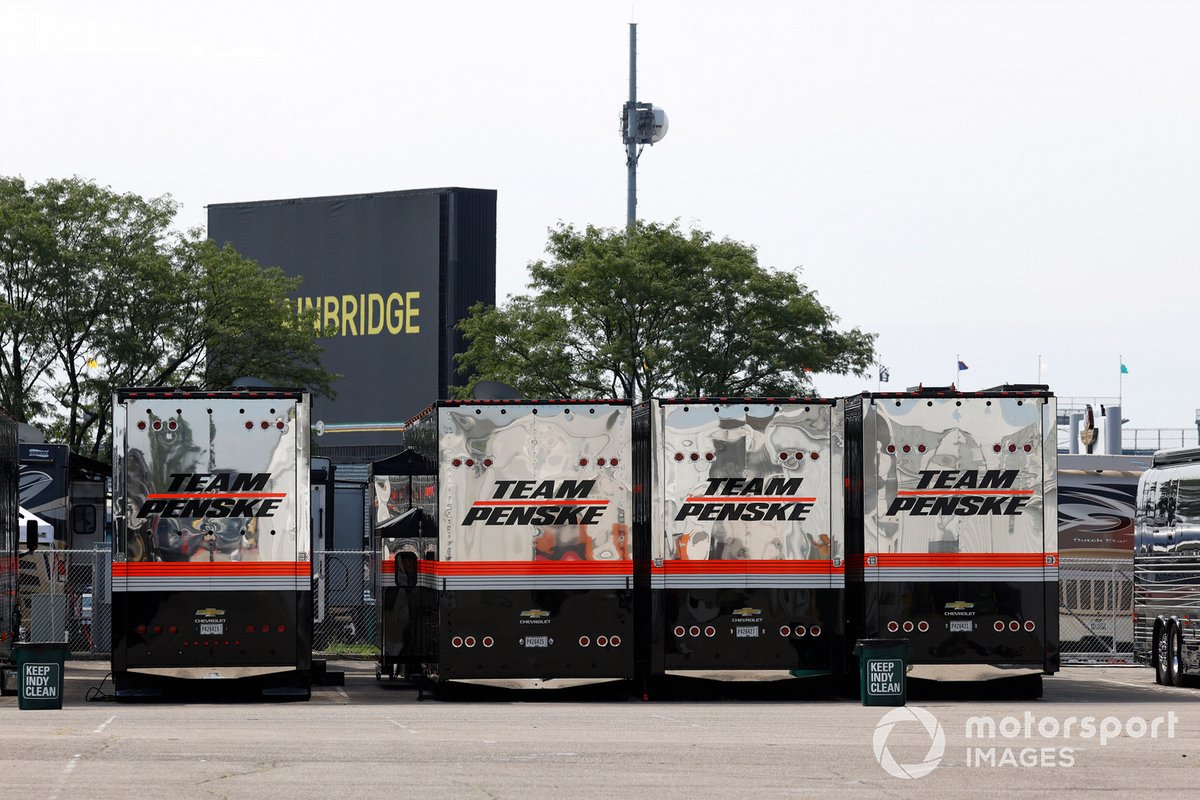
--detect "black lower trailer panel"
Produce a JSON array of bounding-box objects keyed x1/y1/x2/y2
[
  {"x1": 854, "y1": 580, "x2": 1059, "y2": 675},
  {"x1": 649, "y1": 587, "x2": 846, "y2": 678},
  {"x1": 424, "y1": 588, "x2": 635, "y2": 684},
  {"x1": 112, "y1": 589, "x2": 313, "y2": 699}
]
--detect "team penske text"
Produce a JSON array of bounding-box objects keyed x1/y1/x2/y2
[
  {"x1": 135, "y1": 472, "x2": 283, "y2": 519},
  {"x1": 675, "y1": 476, "x2": 814, "y2": 523}
]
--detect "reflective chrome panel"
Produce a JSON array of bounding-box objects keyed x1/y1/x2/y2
[
  {"x1": 648, "y1": 400, "x2": 844, "y2": 564},
  {"x1": 438, "y1": 404, "x2": 632, "y2": 563}
]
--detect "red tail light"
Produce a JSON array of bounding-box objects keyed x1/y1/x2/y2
[
  {"x1": 793, "y1": 625, "x2": 807, "y2": 637},
  {"x1": 779, "y1": 625, "x2": 791, "y2": 637},
  {"x1": 596, "y1": 635, "x2": 609, "y2": 647}
]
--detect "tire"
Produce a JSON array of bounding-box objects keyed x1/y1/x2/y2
[
  {"x1": 1167, "y1": 624, "x2": 1186, "y2": 688},
  {"x1": 1154, "y1": 624, "x2": 1169, "y2": 685}
]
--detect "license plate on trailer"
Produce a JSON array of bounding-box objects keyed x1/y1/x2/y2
[
  {"x1": 736, "y1": 626, "x2": 759, "y2": 638},
  {"x1": 524, "y1": 636, "x2": 549, "y2": 648},
  {"x1": 200, "y1": 623, "x2": 223, "y2": 635},
  {"x1": 950, "y1": 621, "x2": 973, "y2": 632}
]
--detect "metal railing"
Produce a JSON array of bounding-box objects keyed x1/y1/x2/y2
[{"x1": 1121, "y1": 429, "x2": 1198, "y2": 454}]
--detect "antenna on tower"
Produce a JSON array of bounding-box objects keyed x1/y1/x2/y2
[{"x1": 621, "y1": 23, "x2": 668, "y2": 232}]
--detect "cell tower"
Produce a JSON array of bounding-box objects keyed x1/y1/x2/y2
[{"x1": 621, "y1": 23, "x2": 668, "y2": 231}]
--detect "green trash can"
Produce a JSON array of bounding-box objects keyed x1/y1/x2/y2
[
  {"x1": 854, "y1": 638, "x2": 909, "y2": 707},
  {"x1": 15, "y1": 643, "x2": 67, "y2": 710}
]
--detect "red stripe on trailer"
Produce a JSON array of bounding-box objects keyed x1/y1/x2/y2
[
  {"x1": 682, "y1": 496, "x2": 818, "y2": 503},
  {"x1": 418, "y1": 560, "x2": 631, "y2": 576},
  {"x1": 650, "y1": 559, "x2": 842, "y2": 575},
  {"x1": 895, "y1": 490, "x2": 1033, "y2": 497},
  {"x1": 147, "y1": 493, "x2": 287, "y2": 499},
  {"x1": 112, "y1": 561, "x2": 311, "y2": 577},
  {"x1": 470, "y1": 499, "x2": 611, "y2": 507},
  {"x1": 847, "y1": 553, "x2": 1055, "y2": 568}
]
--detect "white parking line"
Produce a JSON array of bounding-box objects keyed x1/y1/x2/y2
[
  {"x1": 389, "y1": 719, "x2": 418, "y2": 734},
  {"x1": 49, "y1": 754, "x2": 82, "y2": 800},
  {"x1": 1097, "y1": 678, "x2": 1189, "y2": 692},
  {"x1": 94, "y1": 715, "x2": 116, "y2": 733}
]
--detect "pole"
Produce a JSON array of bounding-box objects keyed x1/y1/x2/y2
[
  {"x1": 1118, "y1": 354, "x2": 1123, "y2": 409},
  {"x1": 626, "y1": 23, "x2": 638, "y2": 232}
]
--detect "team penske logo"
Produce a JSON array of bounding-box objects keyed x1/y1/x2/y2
[
  {"x1": 675, "y1": 478, "x2": 815, "y2": 523},
  {"x1": 136, "y1": 472, "x2": 285, "y2": 519},
  {"x1": 886, "y1": 470, "x2": 1032, "y2": 517},
  {"x1": 462, "y1": 480, "x2": 608, "y2": 526}
]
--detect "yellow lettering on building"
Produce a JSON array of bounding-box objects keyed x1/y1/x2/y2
[
  {"x1": 342, "y1": 294, "x2": 358, "y2": 336},
  {"x1": 405, "y1": 291, "x2": 420, "y2": 334},
  {"x1": 367, "y1": 294, "x2": 385, "y2": 335},
  {"x1": 293, "y1": 290, "x2": 423, "y2": 337}
]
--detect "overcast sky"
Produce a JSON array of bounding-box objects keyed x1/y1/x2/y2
[{"x1": 3, "y1": 1, "x2": 1197, "y2": 434}]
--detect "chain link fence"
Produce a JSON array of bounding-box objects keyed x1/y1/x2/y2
[
  {"x1": 16, "y1": 548, "x2": 379, "y2": 658},
  {"x1": 1059, "y1": 557, "x2": 1135, "y2": 664},
  {"x1": 20, "y1": 549, "x2": 1137, "y2": 665},
  {"x1": 312, "y1": 549, "x2": 376, "y2": 656},
  {"x1": 16, "y1": 547, "x2": 111, "y2": 656}
]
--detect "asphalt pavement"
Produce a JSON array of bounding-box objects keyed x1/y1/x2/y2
[{"x1": 1, "y1": 662, "x2": 1197, "y2": 799}]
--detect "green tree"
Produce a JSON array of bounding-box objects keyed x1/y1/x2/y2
[
  {"x1": 0, "y1": 176, "x2": 334, "y2": 457},
  {"x1": 455, "y1": 221, "x2": 875, "y2": 400}
]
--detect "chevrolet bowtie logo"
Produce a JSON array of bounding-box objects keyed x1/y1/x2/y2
[
  {"x1": 520, "y1": 609, "x2": 551, "y2": 619},
  {"x1": 733, "y1": 608, "x2": 762, "y2": 617},
  {"x1": 195, "y1": 608, "x2": 225, "y2": 617},
  {"x1": 944, "y1": 601, "x2": 975, "y2": 611}
]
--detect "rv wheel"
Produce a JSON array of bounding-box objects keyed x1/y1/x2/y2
[
  {"x1": 1154, "y1": 624, "x2": 1169, "y2": 685},
  {"x1": 1167, "y1": 624, "x2": 1186, "y2": 688}
]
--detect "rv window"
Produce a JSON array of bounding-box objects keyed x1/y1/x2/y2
[{"x1": 73, "y1": 504, "x2": 98, "y2": 536}]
